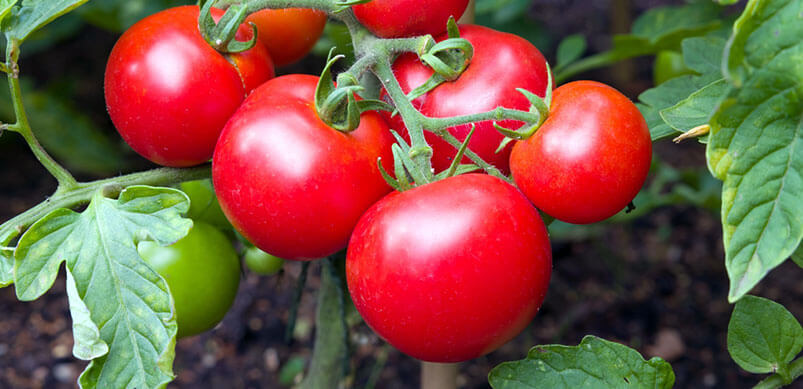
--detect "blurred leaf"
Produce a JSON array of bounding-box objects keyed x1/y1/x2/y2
[
  {"x1": 279, "y1": 356, "x2": 307, "y2": 386},
  {"x1": 312, "y1": 21, "x2": 353, "y2": 63},
  {"x1": 660, "y1": 78, "x2": 730, "y2": 134},
  {"x1": 0, "y1": 79, "x2": 129, "y2": 175},
  {"x1": 555, "y1": 34, "x2": 586, "y2": 70},
  {"x1": 630, "y1": 1, "x2": 722, "y2": 48},
  {"x1": 14, "y1": 186, "x2": 191, "y2": 388},
  {"x1": 727, "y1": 296, "x2": 802, "y2": 374},
  {"x1": 0, "y1": 0, "x2": 15, "y2": 26},
  {"x1": 489, "y1": 336, "x2": 675, "y2": 389},
  {"x1": 77, "y1": 0, "x2": 191, "y2": 32},
  {"x1": 299, "y1": 258, "x2": 349, "y2": 389},
  {"x1": 792, "y1": 246, "x2": 803, "y2": 268},
  {"x1": 706, "y1": 0, "x2": 803, "y2": 302},
  {"x1": 476, "y1": 0, "x2": 531, "y2": 24},
  {"x1": 4, "y1": 0, "x2": 88, "y2": 42}
]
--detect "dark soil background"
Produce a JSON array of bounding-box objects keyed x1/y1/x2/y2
[{"x1": 2, "y1": 0, "x2": 802, "y2": 388}]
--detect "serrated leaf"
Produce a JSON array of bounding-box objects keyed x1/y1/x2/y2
[
  {"x1": 488, "y1": 336, "x2": 675, "y2": 389},
  {"x1": 660, "y1": 78, "x2": 730, "y2": 134},
  {"x1": 66, "y1": 269, "x2": 109, "y2": 360},
  {"x1": 706, "y1": 0, "x2": 803, "y2": 302},
  {"x1": 727, "y1": 295, "x2": 803, "y2": 374},
  {"x1": 14, "y1": 186, "x2": 191, "y2": 389},
  {"x1": 5, "y1": 0, "x2": 88, "y2": 42},
  {"x1": 299, "y1": 258, "x2": 349, "y2": 389},
  {"x1": 555, "y1": 34, "x2": 586, "y2": 70}
]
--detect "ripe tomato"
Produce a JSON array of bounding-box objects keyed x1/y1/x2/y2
[
  {"x1": 105, "y1": 6, "x2": 275, "y2": 168},
  {"x1": 213, "y1": 74, "x2": 394, "y2": 261},
  {"x1": 138, "y1": 222, "x2": 241, "y2": 338},
  {"x1": 245, "y1": 8, "x2": 327, "y2": 67},
  {"x1": 385, "y1": 25, "x2": 549, "y2": 175},
  {"x1": 510, "y1": 81, "x2": 652, "y2": 224},
  {"x1": 347, "y1": 174, "x2": 552, "y2": 362},
  {"x1": 244, "y1": 247, "x2": 285, "y2": 275},
  {"x1": 353, "y1": 0, "x2": 469, "y2": 38}
]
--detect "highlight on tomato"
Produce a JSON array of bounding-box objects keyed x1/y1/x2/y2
[{"x1": 104, "y1": 5, "x2": 275, "y2": 168}]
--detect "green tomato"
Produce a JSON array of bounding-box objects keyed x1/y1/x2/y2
[
  {"x1": 180, "y1": 179, "x2": 231, "y2": 229},
  {"x1": 653, "y1": 50, "x2": 695, "y2": 85},
  {"x1": 138, "y1": 222, "x2": 241, "y2": 338},
  {"x1": 244, "y1": 247, "x2": 285, "y2": 275}
]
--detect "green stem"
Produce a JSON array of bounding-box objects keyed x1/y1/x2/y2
[
  {"x1": 0, "y1": 164, "x2": 212, "y2": 247},
  {"x1": 6, "y1": 39, "x2": 78, "y2": 192},
  {"x1": 754, "y1": 358, "x2": 803, "y2": 389},
  {"x1": 423, "y1": 108, "x2": 539, "y2": 131}
]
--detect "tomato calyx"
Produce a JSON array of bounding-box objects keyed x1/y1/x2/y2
[
  {"x1": 315, "y1": 52, "x2": 393, "y2": 132},
  {"x1": 493, "y1": 66, "x2": 554, "y2": 153},
  {"x1": 198, "y1": 0, "x2": 257, "y2": 53},
  {"x1": 333, "y1": 0, "x2": 374, "y2": 13}
]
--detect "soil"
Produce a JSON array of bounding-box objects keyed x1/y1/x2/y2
[{"x1": 2, "y1": 1, "x2": 802, "y2": 388}]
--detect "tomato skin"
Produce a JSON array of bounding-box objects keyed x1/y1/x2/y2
[
  {"x1": 246, "y1": 8, "x2": 327, "y2": 67},
  {"x1": 213, "y1": 74, "x2": 394, "y2": 261},
  {"x1": 510, "y1": 81, "x2": 652, "y2": 224},
  {"x1": 138, "y1": 222, "x2": 241, "y2": 338},
  {"x1": 347, "y1": 174, "x2": 552, "y2": 362},
  {"x1": 105, "y1": 6, "x2": 274, "y2": 168},
  {"x1": 385, "y1": 25, "x2": 549, "y2": 175},
  {"x1": 353, "y1": 0, "x2": 469, "y2": 38}
]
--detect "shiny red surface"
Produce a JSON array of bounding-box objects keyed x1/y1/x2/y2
[
  {"x1": 104, "y1": 6, "x2": 274, "y2": 167},
  {"x1": 353, "y1": 0, "x2": 469, "y2": 38},
  {"x1": 510, "y1": 81, "x2": 653, "y2": 224},
  {"x1": 347, "y1": 174, "x2": 552, "y2": 362},
  {"x1": 385, "y1": 25, "x2": 549, "y2": 174},
  {"x1": 212, "y1": 75, "x2": 394, "y2": 260}
]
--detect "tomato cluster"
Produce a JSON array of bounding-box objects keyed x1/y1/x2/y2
[{"x1": 105, "y1": 3, "x2": 652, "y2": 361}]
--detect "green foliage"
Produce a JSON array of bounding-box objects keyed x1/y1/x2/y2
[
  {"x1": 0, "y1": 246, "x2": 11, "y2": 287},
  {"x1": 555, "y1": 34, "x2": 586, "y2": 71},
  {"x1": 660, "y1": 78, "x2": 729, "y2": 135},
  {"x1": 14, "y1": 186, "x2": 191, "y2": 389},
  {"x1": 707, "y1": 0, "x2": 802, "y2": 302},
  {"x1": 77, "y1": 0, "x2": 191, "y2": 32},
  {"x1": 3, "y1": 0, "x2": 88, "y2": 42},
  {"x1": 793, "y1": 246, "x2": 803, "y2": 268},
  {"x1": 727, "y1": 296, "x2": 802, "y2": 375},
  {"x1": 488, "y1": 336, "x2": 675, "y2": 389}
]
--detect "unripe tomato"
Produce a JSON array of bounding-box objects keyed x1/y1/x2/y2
[
  {"x1": 180, "y1": 179, "x2": 230, "y2": 229},
  {"x1": 105, "y1": 6, "x2": 275, "y2": 167},
  {"x1": 653, "y1": 50, "x2": 694, "y2": 85},
  {"x1": 347, "y1": 174, "x2": 552, "y2": 362},
  {"x1": 138, "y1": 222, "x2": 241, "y2": 338},
  {"x1": 213, "y1": 75, "x2": 394, "y2": 261},
  {"x1": 353, "y1": 0, "x2": 469, "y2": 38},
  {"x1": 510, "y1": 81, "x2": 652, "y2": 224},
  {"x1": 244, "y1": 247, "x2": 285, "y2": 275},
  {"x1": 385, "y1": 25, "x2": 549, "y2": 175},
  {"x1": 245, "y1": 8, "x2": 327, "y2": 67}
]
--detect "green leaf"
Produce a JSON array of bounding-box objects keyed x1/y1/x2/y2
[
  {"x1": 555, "y1": 34, "x2": 586, "y2": 70},
  {"x1": 631, "y1": 1, "x2": 722, "y2": 47},
  {"x1": 793, "y1": 245, "x2": 803, "y2": 268},
  {"x1": 660, "y1": 78, "x2": 730, "y2": 133},
  {"x1": 638, "y1": 72, "x2": 723, "y2": 140},
  {"x1": 14, "y1": 186, "x2": 191, "y2": 389},
  {"x1": 299, "y1": 258, "x2": 349, "y2": 389},
  {"x1": 488, "y1": 336, "x2": 675, "y2": 389},
  {"x1": 0, "y1": 249, "x2": 12, "y2": 287},
  {"x1": 683, "y1": 36, "x2": 728, "y2": 75},
  {"x1": 66, "y1": 270, "x2": 109, "y2": 360},
  {"x1": 5, "y1": 0, "x2": 88, "y2": 42},
  {"x1": 0, "y1": 0, "x2": 15, "y2": 26},
  {"x1": 706, "y1": 0, "x2": 803, "y2": 302},
  {"x1": 727, "y1": 295, "x2": 803, "y2": 374}
]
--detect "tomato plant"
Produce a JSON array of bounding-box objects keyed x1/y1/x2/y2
[
  {"x1": 138, "y1": 222, "x2": 241, "y2": 338},
  {"x1": 347, "y1": 174, "x2": 552, "y2": 362},
  {"x1": 352, "y1": 0, "x2": 469, "y2": 38},
  {"x1": 510, "y1": 81, "x2": 652, "y2": 224},
  {"x1": 245, "y1": 8, "x2": 327, "y2": 67},
  {"x1": 653, "y1": 50, "x2": 695, "y2": 85},
  {"x1": 180, "y1": 179, "x2": 231, "y2": 229},
  {"x1": 212, "y1": 74, "x2": 394, "y2": 261},
  {"x1": 104, "y1": 5, "x2": 275, "y2": 168},
  {"x1": 385, "y1": 24, "x2": 550, "y2": 174}
]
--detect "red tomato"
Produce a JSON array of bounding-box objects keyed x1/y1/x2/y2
[
  {"x1": 353, "y1": 0, "x2": 469, "y2": 38},
  {"x1": 384, "y1": 25, "x2": 549, "y2": 175},
  {"x1": 246, "y1": 8, "x2": 327, "y2": 67},
  {"x1": 105, "y1": 6, "x2": 275, "y2": 168},
  {"x1": 510, "y1": 81, "x2": 652, "y2": 224},
  {"x1": 212, "y1": 75, "x2": 394, "y2": 261},
  {"x1": 347, "y1": 174, "x2": 552, "y2": 362}
]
